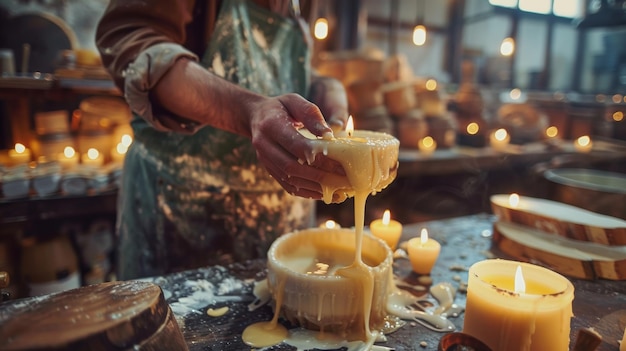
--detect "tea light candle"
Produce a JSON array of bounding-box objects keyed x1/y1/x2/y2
[
  {"x1": 81, "y1": 148, "x2": 104, "y2": 167},
  {"x1": 463, "y1": 259, "x2": 574, "y2": 351},
  {"x1": 320, "y1": 219, "x2": 341, "y2": 229},
  {"x1": 489, "y1": 128, "x2": 510, "y2": 151},
  {"x1": 574, "y1": 135, "x2": 593, "y2": 153},
  {"x1": 8, "y1": 143, "x2": 32, "y2": 165},
  {"x1": 57, "y1": 146, "x2": 79, "y2": 169},
  {"x1": 418, "y1": 136, "x2": 437, "y2": 156},
  {"x1": 370, "y1": 209, "x2": 403, "y2": 250},
  {"x1": 407, "y1": 228, "x2": 441, "y2": 274}
]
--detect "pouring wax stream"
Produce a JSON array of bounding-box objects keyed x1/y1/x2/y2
[{"x1": 243, "y1": 117, "x2": 400, "y2": 348}]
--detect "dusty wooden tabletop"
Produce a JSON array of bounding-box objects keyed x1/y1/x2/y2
[
  {"x1": 1, "y1": 214, "x2": 623, "y2": 350},
  {"x1": 143, "y1": 213, "x2": 625, "y2": 351}
]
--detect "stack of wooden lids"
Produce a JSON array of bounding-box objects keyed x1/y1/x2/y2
[{"x1": 490, "y1": 194, "x2": 626, "y2": 280}]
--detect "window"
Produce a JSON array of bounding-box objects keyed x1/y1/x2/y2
[{"x1": 488, "y1": 0, "x2": 583, "y2": 18}]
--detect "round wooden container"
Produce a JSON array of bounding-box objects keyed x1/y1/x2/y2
[{"x1": 0, "y1": 281, "x2": 187, "y2": 351}]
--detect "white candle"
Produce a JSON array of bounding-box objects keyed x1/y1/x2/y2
[
  {"x1": 418, "y1": 136, "x2": 437, "y2": 156},
  {"x1": 81, "y1": 148, "x2": 104, "y2": 167},
  {"x1": 407, "y1": 228, "x2": 441, "y2": 274},
  {"x1": 490, "y1": 128, "x2": 510, "y2": 151},
  {"x1": 8, "y1": 143, "x2": 32, "y2": 165},
  {"x1": 574, "y1": 135, "x2": 592, "y2": 153},
  {"x1": 370, "y1": 209, "x2": 403, "y2": 250},
  {"x1": 463, "y1": 259, "x2": 574, "y2": 351},
  {"x1": 57, "y1": 146, "x2": 79, "y2": 169}
]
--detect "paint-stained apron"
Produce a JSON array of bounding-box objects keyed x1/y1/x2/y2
[{"x1": 117, "y1": 0, "x2": 315, "y2": 280}]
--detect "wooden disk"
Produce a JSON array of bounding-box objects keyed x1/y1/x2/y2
[
  {"x1": 491, "y1": 194, "x2": 626, "y2": 246},
  {"x1": 492, "y1": 220, "x2": 626, "y2": 280},
  {"x1": 0, "y1": 281, "x2": 188, "y2": 350}
]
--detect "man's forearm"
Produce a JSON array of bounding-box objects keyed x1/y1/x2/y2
[{"x1": 151, "y1": 57, "x2": 263, "y2": 137}]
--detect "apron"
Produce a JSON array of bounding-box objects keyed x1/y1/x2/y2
[{"x1": 116, "y1": 0, "x2": 315, "y2": 280}]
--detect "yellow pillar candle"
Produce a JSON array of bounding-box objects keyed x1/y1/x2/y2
[
  {"x1": 490, "y1": 128, "x2": 510, "y2": 151},
  {"x1": 418, "y1": 136, "x2": 437, "y2": 156},
  {"x1": 407, "y1": 228, "x2": 441, "y2": 275},
  {"x1": 8, "y1": 143, "x2": 32, "y2": 165},
  {"x1": 81, "y1": 148, "x2": 104, "y2": 167},
  {"x1": 57, "y1": 146, "x2": 79, "y2": 169},
  {"x1": 463, "y1": 259, "x2": 574, "y2": 351},
  {"x1": 370, "y1": 209, "x2": 403, "y2": 250}
]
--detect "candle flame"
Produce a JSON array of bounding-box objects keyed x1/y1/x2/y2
[
  {"x1": 314, "y1": 18, "x2": 329, "y2": 40},
  {"x1": 425, "y1": 79, "x2": 437, "y2": 91},
  {"x1": 324, "y1": 219, "x2": 337, "y2": 229},
  {"x1": 494, "y1": 128, "x2": 508, "y2": 141},
  {"x1": 116, "y1": 142, "x2": 128, "y2": 155},
  {"x1": 545, "y1": 126, "x2": 558, "y2": 138},
  {"x1": 382, "y1": 209, "x2": 391, "y2": 225},
  {"x1": 14, "y1": 143, "x2": 26, "y2": 154},
  {"x1": 121, "y1": 134, "x2": 133, "y2": 147},
  {"x1": 508, "y1": 193, "x2": 520, "y2": 207},
  {"x1": 420, "y1": 228, "x2": 428, "y2": 245},
  {"x1": 63, "y1": 146, "x2": 76, "y2": 158},
  {"x1": 514, "y1": 265, "x2": 526, "y2": 293},
  {"x1": 466, "y1": 122, "x2": 479, "y2": 135},
  {"x1": 346, "y1": 116, "x2": 354, "y2": 138},
  {"x1": 87, "y1": 148, "x2": 100, "y2": 160},
  {"x1": 421, "y1": 136, "x2": 435, "y2": 148},
  {"x1": 576, "y1": 135, "x2": 591, "y2": 147}
]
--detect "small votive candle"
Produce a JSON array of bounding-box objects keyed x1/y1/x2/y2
[
  {"x1": 418, "y1": 136, "x2": 437, "y2": 156},
  {"x1": 463, "y1": 259, "x2": 574, "y2": 351},
  {"x1": 320, "y1": 219, "x2": 340, "y2": 229},
  {"x1": 8, "y1": 143, "x2": 32, "y2": 165},
  {"x1": 574, "y1": 135, "x2": 593, "y2": 153},
  {"x1": 407, "y1": 228, "x2": 441, "y2": 274},
  {"x1": 57, "y1": 146, "x2": 79, "y2": 169},
  {"x1": 370, "y1": 209, "x2": 403, "y2": 250},
  {"x1": 489, "y1": 128, "x2": 510, "y2": 151},
  {"x1": 81, "y1": 148, "x2": 104, "y2": 167}
]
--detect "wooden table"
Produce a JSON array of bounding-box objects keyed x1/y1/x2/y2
[{"x1": 141, "y1": 214, "x2": 625, "y2": 351}]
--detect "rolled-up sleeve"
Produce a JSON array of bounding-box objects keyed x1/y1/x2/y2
[{"x1": 96, "y1": 0, "x2": 202, "y2": 133}]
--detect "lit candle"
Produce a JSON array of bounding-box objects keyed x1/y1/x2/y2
[
  {"x1": 545, "y1": 126, "x2": 559, "y2": 140},
  {"x1": 407, "y1": 228, "x2": 441, "y2": 275},
  {"x1": 489, "y1": 128, "x2": 510, "y2": 151},
  {"x1": 574, "y1": 135, "x2": 592, "y2": 153},
  {"x1": 320, "y1": 219, "x2": 341, "y2": 229},
  {"x1": 463, "y1": 259, "x2": 574, "y2": 351},
  {"x1": 81, "y1": 148, "x2": 104, "y2": 167},
  {"x1": 370, "y1": 209, "x2": 403, "y2": 250},
  {"x1": 300, "y1": 116, "x2": 400, "y2": 205},
  {"x1": 417, "y1": 136, "x2": 437, "y2": 156},
  {"x1": 8, "y1": 143, "x2": 32, "y2": 165},
  {"x1": 57, "y1": 146, "x2": 79, "y2": 169}
]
